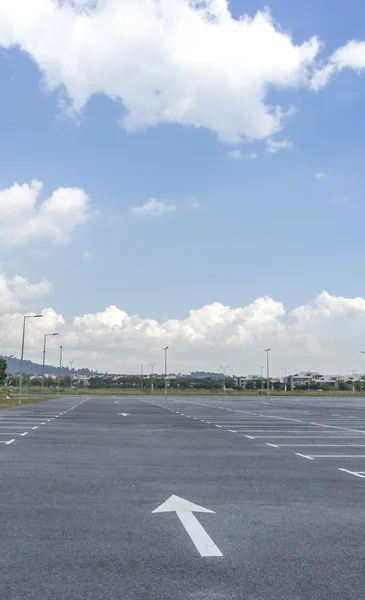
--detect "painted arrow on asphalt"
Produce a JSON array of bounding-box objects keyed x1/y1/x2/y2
[{"x1": 152, "y1": 495, "x2": 223, "y2": 557}]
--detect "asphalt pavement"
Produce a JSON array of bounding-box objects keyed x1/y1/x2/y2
[{"x1": 1, "y1": 393, "x2": 365, "y2": 600}]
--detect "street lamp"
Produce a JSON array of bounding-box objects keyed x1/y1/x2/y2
[
  {"x1": 19, "y1": 314, "x2": 43, "y2": 405},
  {"x1": 150, "y1": 363, "x2": 156, "y2": 393},
  {"x1": 69, "y1": 360, "x2": 74, "y2": 389},
  {"x1": 308, "y1": 366, "x2": 314, "y2": 391},
  {"x1": 265, "y1": 349, "x2": 270, "y2": 396},
  {"x1": 164, "y1": 347, "x2": 169, "y2": 396},
  {"x1": 41, "y1": 333, "x2": 59, "y2": 400},
  {"x1": 281, "y1": 367, "x2": 290, "y2": 392},
  {"x1": 140, "y1": 364, "x2": 144, "y2": 394},
  {"x1": 220, "y1": 366, "x2": 228, "y2": 392},
  {"x1": 260, "y1": 365, "x2": 264, "y2": 396},
  {"x1": 58, "y1": 346, "x2": 63, "y2": 395}
]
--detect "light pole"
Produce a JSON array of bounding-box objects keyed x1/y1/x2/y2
[
  {"x1": 19, "y1": 314, "x2": 43, "y2": 405},
  {"x1": 164, "y1": 347, "x2": 168, "y2": 396},
  {"x1": 350, "y1": 369, "x2": 358, "y2": 393},
  {"x1": 140, "y1": 364, "x2": 144, "y2": 394},
  {"x1": 260, "y1": 365, "x2": 264, "y2": 396},
  {"x1": 150, "y1": 363, "x2": 156, "y2": 393},
  {"x1": 58, "y1": 346, "x2": 63, "y2": 395},
  {"x1": 220, "y1": 366, "x2": 228, "y2": 392},
  {"x1": 308, "y1": 366, "x2": 314, "y2": 391},
  {"x1": 281, "y1": 367, "x2": 290, "y2": 392},
  {"x1": 265, "y1": 349, "x2": 270, "y2": 396},
  {"x1": 42, "y1": 333, "x2": 59, "y2": 400},
  {"x1": 69, "y1": 360, "x2": 74, "y2": 389}
]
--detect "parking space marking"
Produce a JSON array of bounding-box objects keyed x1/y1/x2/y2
[
  {"x1": 296, "y1": 453, "x2": 314, "y2": 460},
  {"x1": 5, "y1": 439, "x2": 15, "y2": 445},
  {"x1": 338, "y1": 468, "x2": 365, "y2": 479}
]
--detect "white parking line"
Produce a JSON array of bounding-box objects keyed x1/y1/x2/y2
[
  {"x1": 310, "y1": 455, "x2": 365, "y2": 458},
  {"x1": 338, "y1": 469, "x2": 365, "y2": 479},
  {"x1": 295, "y1": 453, "x2": 314, "y2": 460},
  {"x1": 244, "y1": 435, "x2": 255, "y2": 439},
  {"x1": 228, "y1": 430, "x2": 237, "y2": 433},
  {"x1": 274, "y1": 444, "x2": 365, "y2": 447},
  {"x1": 20, "y1": 432, "x2": 28, "y2": 436},
  {"x1": 5, "y1": 439, "x2": 15, "y2": 445},
  {"x1": 266, "y1": 443, "x2": 279, "y2": 448}
]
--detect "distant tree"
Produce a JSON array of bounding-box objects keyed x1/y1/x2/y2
[
  {"x1": 30, "y1": 377, "x2": 42, "y2": 387},
  {"x1": 0, "y1": 357, "x2": 7, "y2": 385},
  {"x1": 245, "y1": 380, "x2": 255, "y2": 390},
  {"x1": 272, "y1": 381, "x2": 282, "y2": 390}
]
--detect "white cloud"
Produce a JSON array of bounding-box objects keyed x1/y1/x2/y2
[
  {"x1": 311, "y1": 41, "x2": 365, "y2": 90},
  {"x1": 191, "y1": 200, "x2": 199, "y2": 210},
  {"x1": 0, "y1": 274, "x2": 52, "y2": 313},
  {"x1": 3, "y1": 287, "x2": 365, "y2": 374},
  {"x1": 0, "y1": 180, "x2": 91, "y2": 246},
  {"x1": 227, "y1": 150, "x2": 258, "y2": 161},
  {"x1": 314, "y1": 171, "x2": 326, "y2": 180},
  {"x1": 266, "y1": 139, "x2": 293, "y2": 153},
  {"x1": 131, "y1": 199, "x2": 177, "y2": 217},
  {"x1": 82, "y1": 250, "x2": 92, "y2": 259},
  {"x1": 0, "y1": 1, "x2": 322, "y2": 143}
]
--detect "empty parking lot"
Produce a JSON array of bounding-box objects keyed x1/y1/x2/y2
[{"x1": 1, "y1": 393, "x2": 365, "y2": 600}]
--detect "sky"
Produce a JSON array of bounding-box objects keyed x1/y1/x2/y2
[{"x1": 1, "y1": 0, "x2": 365, "y2": 376}]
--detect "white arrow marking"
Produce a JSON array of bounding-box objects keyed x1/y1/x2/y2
[{"x1": 152, "y1": 495, "x2": 222, "y2": 557}]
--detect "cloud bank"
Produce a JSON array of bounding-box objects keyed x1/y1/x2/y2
[{"x1": 1, "y1": 276, "x2": 365, "y2": 374}]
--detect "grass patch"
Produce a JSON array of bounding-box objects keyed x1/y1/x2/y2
[{"x1": 0, "y1": 392, "x2": 52, "y2": 409}]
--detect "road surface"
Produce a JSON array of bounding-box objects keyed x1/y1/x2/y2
[{"x1": 1, "y1": 394, "x2": 365, "y2": 599}]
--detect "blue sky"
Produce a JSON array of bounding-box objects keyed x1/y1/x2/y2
[{"x1": 1, "y1": 0, "x2": 365, "y2": 373}]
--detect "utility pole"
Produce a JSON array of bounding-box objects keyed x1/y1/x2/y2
[
  {"x1": 164, "y1": 347, "x2": 168, "y2": 396},
  {"x1": 265, "y1": 349, "x2": 270, "y2": 396},
  {"x1": 140, "y1": 364, "x2": 144, "y2": 394},
  {"x1": 150, "y1": 363, "x2": 156, "y2": 393}
]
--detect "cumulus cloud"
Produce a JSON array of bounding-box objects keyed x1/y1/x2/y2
[
  {"x1": 0, "y1": 274, "x2": 52, "y2": 313},
  {"x1": 311, "y1": 40, "x2": 365, "y2": 90},
  {"x1": 266, "y1": 138, "x2": 293, "y2": 153},
  {"x1": 0, "y1": 180, "x2": 91, "y2": 246},
  {"x1": 0, "y1": 1, "x2": 322, "y2": 143},
  {"x1": 131, "y1": 199, "x2": 177, "y2": 217},
  {"x1": 82, "y1": 250, "x2": 92, "y2": 259},
  {"x1": 2, "y1": 288, "x2": 365, "y2": 374},
  {"x1": 227, "y1": 150, "x2": 258, "y2": 161}
]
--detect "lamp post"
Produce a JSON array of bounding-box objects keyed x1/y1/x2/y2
[
  {"x1": 220, "y1": 366, "x2": 228, "y2": 392},
  {"x1": 150, "y1": 363, "x2": 156, "y2": 393},
  {"x1": 164, "y1": 347, "x2": 168, "y2": 396},
  {"x1": 19, "y1": 314, "x2": 43, "y2": 405},
  {"x1": 69, "y1": 360, "x2": 74, "y2": 389},
  {"x1": 281, "y1": 367, "x2": 290, "y2": 392},
  {"x1": 308, "y1": 366, "x2": 314, "y2": 391},
  {"x1": 140, "y1": 364, "x2": 144, "y2": 394},
  {"x1": 260, "y1": 365, "x2": 264, "y2": 396},
  {"x1": 58, "y1": 346, "x2": 63, "y2": 395},
  {"x1": 41, "y1": 333, "x2": 59, "y2": 400},
  {"x1": 265, "y1": 349, "x2": 270, "y2": 396},
  {"x1": 350, "y1": 369, "x2": 358, "y2": 393}
]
